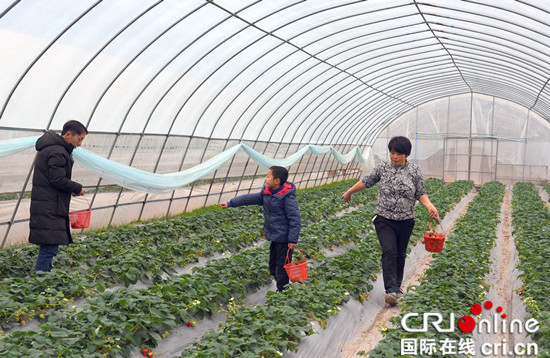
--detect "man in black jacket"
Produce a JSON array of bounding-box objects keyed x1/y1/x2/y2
[{"x1": 29, "y1": 120, "x2": 87, "y2": 273}]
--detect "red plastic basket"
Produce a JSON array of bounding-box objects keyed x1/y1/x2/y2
[
  {"x1": 284, "y1": 248, "x2": 307, "y2": 282},
  {"x1": 422, "y1": 218, "x2": 446, "y2": 253},
  {"x1": 69, "y1": 196, "x2": 91, "y2": 229}
]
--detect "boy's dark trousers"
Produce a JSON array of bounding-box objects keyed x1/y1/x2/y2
[
  {"x1": 373, "y1": 215, "x2": 415, "y2": 294},
  {"x1": 269, "y1": 242, "x2": 293, "y2": 291}
]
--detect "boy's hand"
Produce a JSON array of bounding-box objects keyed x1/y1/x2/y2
[
  {"x1": 218, "y1": 202, "x2": 228, "y2": 208},
  {"x1": 288, "y1": 243, "x2": 298, "y2": 249}
]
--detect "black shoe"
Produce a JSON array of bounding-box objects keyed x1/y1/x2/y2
[{"x1": 396, "y1": 289, "x2": 404, "y2": 299}]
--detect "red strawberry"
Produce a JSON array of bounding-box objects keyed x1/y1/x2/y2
[
  {"x1": 187, "y1": 321, "x2": 196, "y2": 327},
  {"x1": 17, "y1": 317, "x2": 23, "y2": 323},
  {"x1": 148, "y1": 353, "x2": 154, "y2": 358},
  {"x1": 199, "y1": 253, "x2": 203, "y2": 257},
  {"x1": 141, "y1": 349, "x2": 148, "y2": 357}
]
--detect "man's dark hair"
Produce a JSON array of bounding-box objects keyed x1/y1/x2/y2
[
  {"x1": 62, "y1": 120, "x2": 88, "y2": 136},
  {"x1": 269, "y1": 166, "x2": 288, "y2": 184},
  {"x1": 388, "y1": 136, "x2": 412, "y2": 156}
]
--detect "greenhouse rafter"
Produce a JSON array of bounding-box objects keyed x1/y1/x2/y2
[
  {"x1": 2, "y1": 3, "x2": 550, "y2": 357},
  {"x1": 1, "y1": 0, "x2": 549, "y2": 142},
  {"x1": 1, "y1": 0, "x2": 550, "y2": 247}
]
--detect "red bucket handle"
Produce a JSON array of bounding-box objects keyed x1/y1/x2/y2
[
  {"x1": 285, "y1": 247, "x2": 305, "y2": 265},
  {"x1": 71, "y1": 195, "x2": 91, "y2": 211},
  {"x1": 425, "y1": 217, "x2": 446, "y2": 236}
]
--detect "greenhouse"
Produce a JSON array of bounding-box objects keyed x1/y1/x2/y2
[{"x1": 0, "y1": 1, "x2": 549, "y2": 357}]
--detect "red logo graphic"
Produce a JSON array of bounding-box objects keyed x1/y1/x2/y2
[{"x1": 458, "y1": 300, "x2": 505, "y2": 333}]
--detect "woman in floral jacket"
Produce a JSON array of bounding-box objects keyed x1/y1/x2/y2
[{"x1": 342, "y1": 136, "x2": 438, "y2": 306}]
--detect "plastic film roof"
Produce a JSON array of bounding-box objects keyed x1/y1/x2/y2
[{"x1": 1, "y1": 0, "x2": 549, "y2": 145}]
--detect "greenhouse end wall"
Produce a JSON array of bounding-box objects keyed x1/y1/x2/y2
[{"x1": 373, "y1": 93, "x2": 550, "y2": 186}]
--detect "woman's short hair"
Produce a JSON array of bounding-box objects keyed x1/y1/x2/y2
[{"x1": 388, "y1": 136, "x2": 412, "y2": 156}]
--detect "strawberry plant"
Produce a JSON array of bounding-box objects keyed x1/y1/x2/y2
[
  {"x1": 179, "y1": 220, "x2": 380, "y2": 357},
  {"x1": 424, "y1": 177, "x2": 445, "y2": 195},
  {"x1": 178, "y1": 180, "x2": 474, "y2": 357},
  {"x1": 0, "y1": 180, "x2": 377, "y2": 332},
  {"x1": 0, "y1": 182, "x2": 379, "y2": 356},
  {"x1": 512, "y1": 182, "x2": 550, "y2": 356},
  {"x1": 368, "y1": 181, "x2": 504, "y2": 357},
  {"x1": 0, "y1": 179, "x2": 472, "y2": 356}
]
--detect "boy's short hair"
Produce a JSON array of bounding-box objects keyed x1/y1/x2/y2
[
  {"x1": 62, "y1": 120, "x2": 88, "y2": 136},
  {"x1": 269, "y1": 166, "x2": 288, "y2": 184},
  {"x1": 388, "y1": 136, "x2": 412, "y2": 156}
]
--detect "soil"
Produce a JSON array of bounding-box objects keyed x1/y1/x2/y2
[
  {"x1": 472, "y1": 187, "x2": 533, "y2": 357},
  {"x1": 118, "y1": 186, "x2": 544, "y2": 357},
  {"x1": 343, "y1": 191, "x2": 477, "y2": 358},
  {"x1": 288, "y1": 189, "x2": 478, "y2": 358},
  {"x1": 7, "y1": 186, "x2": 539, "y2": 358},
  {"x1": 325, "y1": 187, "x2": 532, "y2": 358}
]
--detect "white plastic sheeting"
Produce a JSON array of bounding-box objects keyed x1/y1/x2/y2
[
  {"x1": 374, "y1": 94, "x2": 550, "y2": 185},
  {"x1": 1, "y1": 0, "x2": 549, "y2": 144},
  {"x1": 1, "y1": 1, "x2": 550, "y2": 245}
]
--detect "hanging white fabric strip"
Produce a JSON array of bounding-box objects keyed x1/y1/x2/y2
[{"x1": 0, "y1": 136, "x2": 365, "y2": 194}]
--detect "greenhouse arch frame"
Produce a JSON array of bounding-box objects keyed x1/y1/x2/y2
[{"x1": 1, "y1": 0, "x2": 549, "y2": 247}]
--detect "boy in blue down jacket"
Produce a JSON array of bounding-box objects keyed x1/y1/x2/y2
[{"x1": 219, "y1": 166, "x2": 301, "y2": 291}]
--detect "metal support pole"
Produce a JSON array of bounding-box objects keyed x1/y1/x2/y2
[
  {"x1": 467, "y1": 93, "x2": 474, "y2": 183},
  {"x1": 491, "y1": 97, "x2": 496, "y2": 182},
  {"x1": 523, "y1": 109, "x2": 530, "y2": 182},
  {"x1": 166, "y1": 136, "x2": 193, "y2": 216},
  {"x1": 1, "y1": 156, "x2": 36, "y2": 249},
  {"x1": 443, "y1": 96, "x2": 450, "y2": 181}
]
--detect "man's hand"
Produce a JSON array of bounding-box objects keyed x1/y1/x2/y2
[
  {"x1": 288, "y1": 243, "x2": 298, "y2": 249},
  {"x1": 218, "y1": 202, "x2": 229, "y2": 208},
  {"x1": 72, "y1": 188, "x2": 85, "y2": 197}
]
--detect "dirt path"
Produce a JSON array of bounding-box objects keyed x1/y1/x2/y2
[
  {"x1": 472, "y1": 189, "x2": 514, "y2": 356},
  {"x1": 338, "y1": 190, "x2": 477, "y2": 358},
  {"x1": 472, "y1": 187, "x2": 533, "y2": 357},
  {"x1": 122, "y1": 207, "x2": 362, "y2": 358},
  {"x1": 539, "y1": 186, "x2": 549, "y2": 204},
  {"x1": 286, "y1": 189, "x2": 477, "y2": 358}
]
